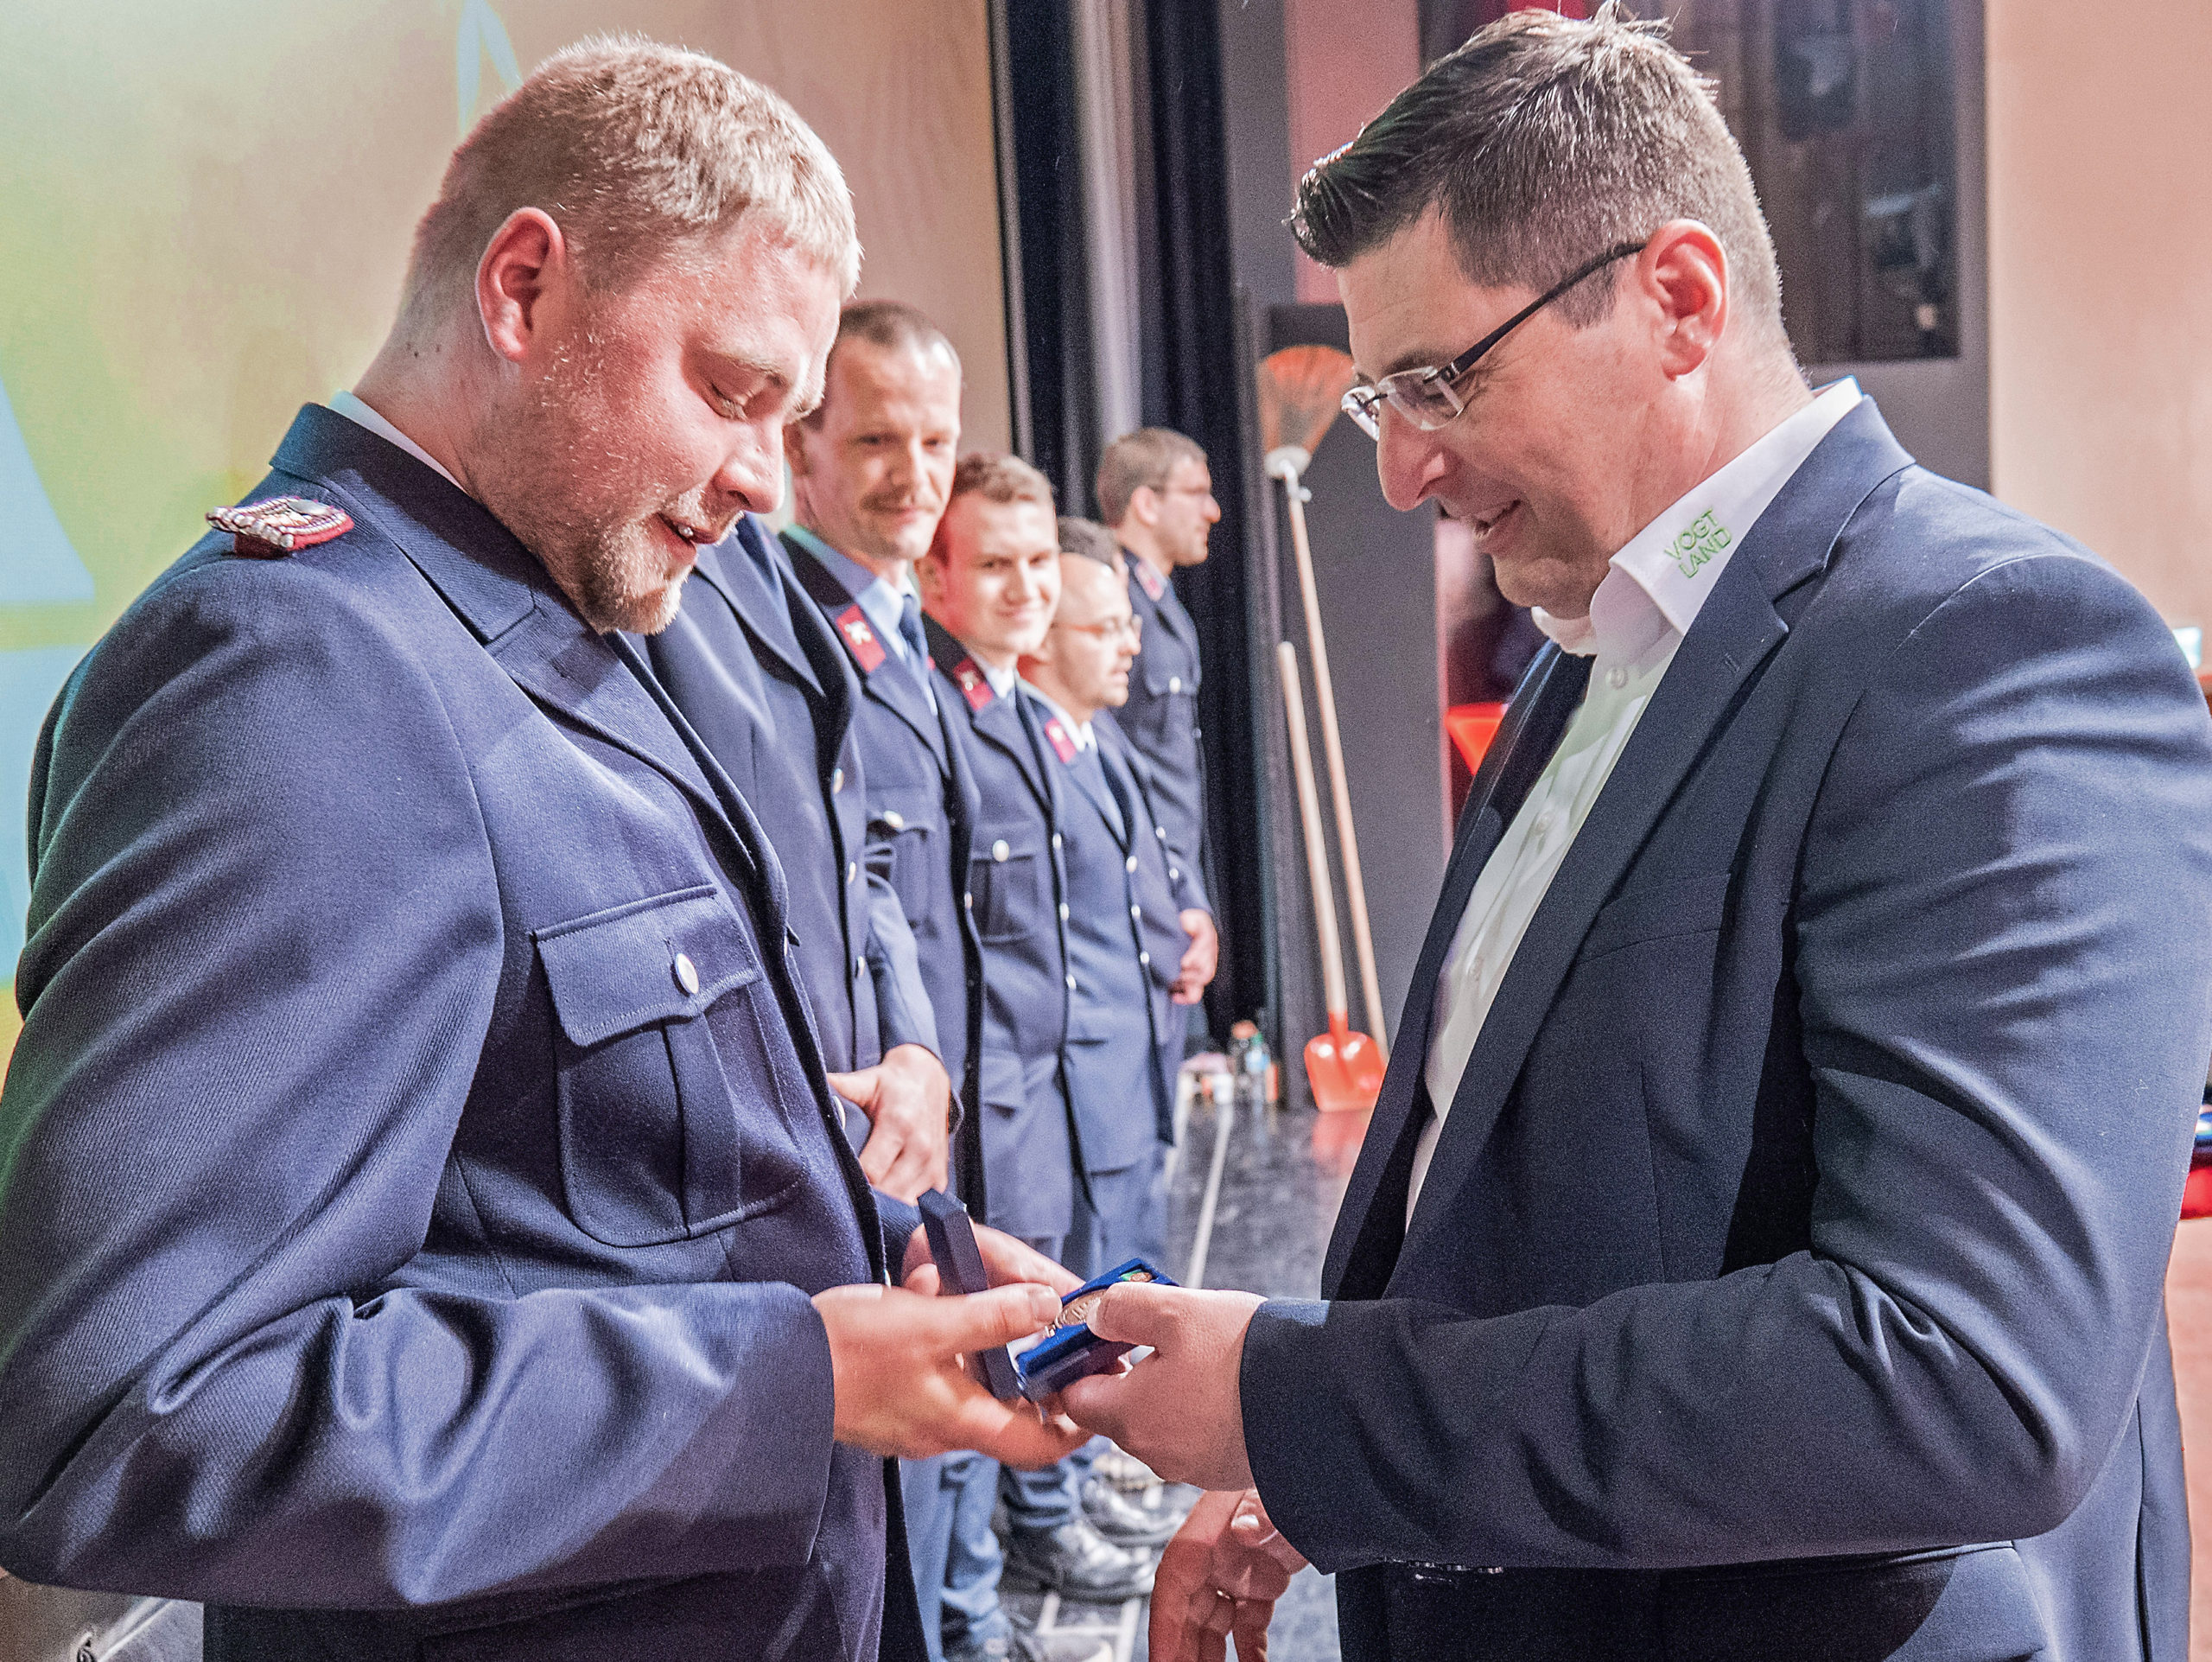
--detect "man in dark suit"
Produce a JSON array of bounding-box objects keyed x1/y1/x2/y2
[
  {"x1": 645, "y1": 513, "x2": 952, "y2": 1202},
  {"x1": 0, "y1": 41, "x2": 1084, "y2": 1662},
  {"x1": 1065, "y1": 14, "x2": 2212, "y2": 1662},
  {"x1": 1020, "y1": 555, "x2": 1216, "y2": 1279}
]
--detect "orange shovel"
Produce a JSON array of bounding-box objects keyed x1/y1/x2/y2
[{"x1": 1277, "y1": 641, "x2": 1385, "y2": 1111}]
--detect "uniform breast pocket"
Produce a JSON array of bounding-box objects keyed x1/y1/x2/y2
[
  {"x1": 535, "y1": 885, "x2": 811, "y2": 1248},
  {"x1": 969, "y1": 841, "x2": 1044, "y2": 944},
  {"x1": 869, "y1": 791, "x2": 939, "y2": 926}
]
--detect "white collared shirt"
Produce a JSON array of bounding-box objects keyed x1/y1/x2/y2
[
  {"x1": 1020, "y1": 681, "x2": 1096, "y2": 750},
  {"x1": 327, "y1": 391, "x2": 465, "y2": 494},
  {"x1": 1408, "y1": 379, "x2": 1863, "y2": 1223},
  {"x1": 980, "y1": 659, "x2": 1020, "y2": 699}
]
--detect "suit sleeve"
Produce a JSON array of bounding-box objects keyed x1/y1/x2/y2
[
  {"x1": 1242, "y1": 551, "x2": 2212, "y2": 1572},
  {"x1": 0, "y1": 557, "x2": 837, "y2": 1604}
]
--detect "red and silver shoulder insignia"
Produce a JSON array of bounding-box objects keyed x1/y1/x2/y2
[
  {"x1": 1133, "y1": 560, "x2": 1166, "y2": 602},
  {"x1": 953, "y1": 659, "x2": 993, "y2": 712},
  {"x1": 836, "y1": 603, "x2": 887, "y2": 673},
  {"x1": 1044, "y1": 717, "x2": 1077, "y2": 764},
  {"x1": 207, "y1": 496, "x2": 353, "y2": 558}
]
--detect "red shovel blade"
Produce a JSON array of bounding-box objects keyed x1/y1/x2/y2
[{"x1": 1304, "y1": 1010, "x2": 1384, "y2": 1113}]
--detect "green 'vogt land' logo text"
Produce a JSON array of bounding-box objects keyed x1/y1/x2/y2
[{"x1": 1672, "y1": 510, "x2": 1731, "y2": 577}]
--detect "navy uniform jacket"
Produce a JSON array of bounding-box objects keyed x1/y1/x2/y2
[
  {"x1": 1240, "y1": 404, "x2": 2212, "y2": 1662},
  {"x1": 785, "y1": 534, "x2": 986, "y2": 1209},
  {"x1": 0, "y1": 407, "x2": 928, "y2": 1662},
  {"x1": 923, "y1": 616, "x2": 1077, "y2": 1245},
  {"x1": 1119, "y1": 557, "x2": 1206, "y2": 883},
  {"x1": 642, "y1": 518, "x2": 935, "y2": 1079},
  {"x1": 1027, "y1": 691, "x2": 1209, "y2": 1175}
]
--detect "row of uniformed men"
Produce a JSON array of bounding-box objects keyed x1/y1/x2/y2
[{"x1": 639, "y1": 299, "x2": 1224, "y2": 1662}]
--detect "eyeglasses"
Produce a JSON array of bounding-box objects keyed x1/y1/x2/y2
[
  {"x1": 1053, "y1": 614, "x2": 1143, "y2": 645},
  {"x1": 1341, "y1": 239, "x2": 1648, "y2": 440}
]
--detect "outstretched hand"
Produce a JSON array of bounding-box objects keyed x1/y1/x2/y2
[
  {"x1": 900, "y1": 1219, "x2": 1083, "y2": 1300},
  {"x1": 1060, "y1": 1282, "x2": 1262, "y2": 1491},
  {"x1": 811, "y1": 1281, "x2": 1087, "y2": 1467}
]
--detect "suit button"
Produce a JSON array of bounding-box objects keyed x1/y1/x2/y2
[
  {"x1": 672, "y1": 952, "x2": 700, "y2": 996},
  {"x1": 1169, "y1": 868, "x2": 1180, "y2": 882},
  {"x1": 884, "y1": 809, "x2": 906, "y2": 830},
  {"x1": 992, "y1": 839, "x2": 1010, "y2": 862},
  {"x1": 1058, "y1": 903, "x2": 1070, "y2": 920},
  {"x1": 1139, "y1": 951, "x2": 1151, "y2": 967},
  {"x1": 965, "y1": 892, "x2": 975, "y2": 908},
  {"x1": 1052, "y1": 833, "x2": 1063, "y2": 850},
  {"x1": 1156, "y1": 825, "x2": 1166, "y2": 839},
  {"x1": 831, "y1": 767, "x2": 845, "y2": 793},
  {"x1": 1131, "y1": 905, "x2": 1142, "y2": 919},
  {"x1": 1065, "y1": 974, "x2": 1077, "y2": 990},
  {"x1": 854, "y1": 955, "x2": 866, "y2": 977},
  {"x1": 1168, "y1": 676, "x2": 1182, "y2": 693},
  {"x1": 847, "y1": 861, "x2": 859, "y2": 883},
  {"x1": 1125, "y1": 855, "x2": 1137, "y2": 872}
]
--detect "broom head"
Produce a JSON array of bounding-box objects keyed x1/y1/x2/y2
[{"x1": 1257, "y1": 346, "x2": 1357, "y2": 481}]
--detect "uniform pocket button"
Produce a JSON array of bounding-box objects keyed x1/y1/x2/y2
[
  {"x1": 992, "y1": 839, "x2": 1010, "y2": 862},
  {"x1": 672, "y1": 952, "x2": 700, "y2": 996}
]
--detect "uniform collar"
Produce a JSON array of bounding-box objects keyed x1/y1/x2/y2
[
  {"x1": 1127, "y1": 551, "x2": 1169, "y2": 602},
  {"x1": 1535, "y1": 378, "x2": 1862, "y2": 664},
  {"x1": 326, "y1": 391, "x2": 466, "y2": 494},
  {"x1": 1020, "y1": 680, "x2": 1096, "y2": 750},
  {"x1": 785, "y1": 522, "x2": 918, "y2": 665}
]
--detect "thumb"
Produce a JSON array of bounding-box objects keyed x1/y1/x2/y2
[
  {"x1": 823, "y1": 1067, "x2": 880, "y2": 1111},
  {"x1": 931, "y1": 1281, "x2": 1064, "y2": 1352},
  {"x1": 1083, "y1": 1280, "x2": 1177, "y2": 1347}
]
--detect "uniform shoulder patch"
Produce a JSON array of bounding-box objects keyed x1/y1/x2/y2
[
  {"x1": 952, "y1": 658, "x2": 994, "y2": 712},
  {"x1": 834, "y1": 602, "x2": 887, "y2": 673},
  {"x1": 207, "y1": 495, "x2": 353, "y2": 558}
]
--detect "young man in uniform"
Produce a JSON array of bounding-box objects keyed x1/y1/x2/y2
[
  {"x1": 0, "y1": 41, "x2": 1084, "y2": 1662},
  {"x1": 918, "y1": 454, "x2": 1151, "y2": 1659}
]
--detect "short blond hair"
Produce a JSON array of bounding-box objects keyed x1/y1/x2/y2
[
  {"x1": 1096, "y1": 428, "x2": 1207, "y2": 527},
  {"x1": 402, "y1": 36, "x2": 859, "y2": 325}
]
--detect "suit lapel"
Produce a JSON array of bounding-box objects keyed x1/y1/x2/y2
[
  {"x1": 1391, "y1": 404, "x2": 1916, "y2": 1275},
  {"x1": 695, "y1": 522, "x2": 821, "y2": 697},
  {"x1": 1321, "y1": 646, "x2": 1593, "y2": 1298}
]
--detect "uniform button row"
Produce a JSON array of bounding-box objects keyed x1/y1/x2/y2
[
  {"x1": 1138, "y1": 951, "x2": 1150, "y2": 966},
  {"x1": 1125, "y1": 855, "x2": 1137, "y2": 872},
  {"x1": 1058, "y1": 903, "x2": 1070, "y2": 920},
  {"x1": 991, "y1": 839, "x2": 1010, "y2": 862},
  {"x1": 831, "y1": 767, "x2": 845, "y2": 794},
  {"x1": 1065, "y1": 973, "x2": 1077, "y2": 990},
  {"x1": 1051, "y1": 833, "x2": 1063, "y2": 850},
  {"x1": 846, "y1": 861, "x2": 858, "y2": 884}
]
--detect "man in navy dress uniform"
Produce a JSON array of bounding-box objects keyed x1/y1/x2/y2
[
  {"x1": 918, "y1": 456, "x2": 1159, "y2": 1659},
  {"x1": 1067, "y1": 14, "x2": 2212, "y2": 1662},
  {"x1": 0, "y1": 41, "x2": 1084, "y2": 1662},
  {"x1": 777, "y1": 301, "x2": 995, "y2": 1658},
  {"x1": 1095, "y1": 430, "x2": 1220, "y2": 944},
  {"x1": 1020, "y1": 555, "x2": 1216, "y2": 1278},
  {"x1": 645, "y1": 509, "x2": 953, "y2": 1202}
]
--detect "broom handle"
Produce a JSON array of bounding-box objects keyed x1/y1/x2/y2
[
  {"x1": 1277, "y1": 641, "x2": 1348, "y2": 1020},
  {"x1": 1282, "y1": 476, "x2": 1388, "y2": 1059}
]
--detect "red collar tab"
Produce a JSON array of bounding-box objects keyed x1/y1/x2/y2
[
  {"x1": 835, "y1": 603, "x2": 887, "y2": 673},
  {"x1": 1043, "y1": 718, "x2": 1078, "y2": 764},
  {"x1": 208, "y1": 495, "x2": 353, "y2": 559},
  {"x1": 1133, "y1": 559, "x2": 1166, "y2": 602},
  {"x1": 953, "y1": 659, "x2": 994, "y2": 712}
]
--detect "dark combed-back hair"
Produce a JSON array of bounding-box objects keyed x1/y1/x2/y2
[{"x1": 1290, "y1": 4, "x2": 1783, "y2": 337}]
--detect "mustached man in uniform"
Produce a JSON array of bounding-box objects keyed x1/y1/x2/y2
[
  {"x1": 1020, "y1": 553, "x2": 1216, "y2": 1281},
  {"x1": 777, "y1": 301, "x2": 991, "y2": 1659},
  {"x1": 918, "y1": 458, "x2": 1159, "y2": 1659},
  {"x1": 0, "y1": 41, "x2": 1085, "y2": 1662}
]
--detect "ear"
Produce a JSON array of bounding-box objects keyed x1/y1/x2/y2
[
  {"x1": 476, "y1": 208, "x2": 570, "y2": 365},
  {"x1": 915, "y1": 550, "x2": 947, "y2": 604},
  {"x1": 784, "y1": 418, "x2": 816, "y2": 479},
  {"x1": 1637, "y1": 220, "x2": 1730, "y2": 381},
  {"x1": 1128, "y1": 486, "x2": 1162, "y2": 530}
]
